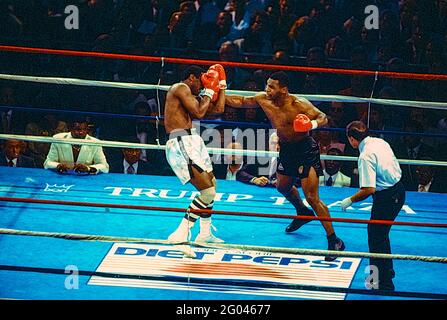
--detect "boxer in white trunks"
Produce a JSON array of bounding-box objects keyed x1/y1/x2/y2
[{"x1": 164, "y1": 64, "x2": 226, "y2": 243}]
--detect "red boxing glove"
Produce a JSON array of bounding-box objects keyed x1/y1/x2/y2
[
  {"x1": 209, "y1": 64, "x2": 227, "y2": 89},
  {"x1": 201, "y1": 69, "x2": 220, "y2": 101},
  {"x1": 293, "y1": 114, "x2": 318, "y2": 132}
]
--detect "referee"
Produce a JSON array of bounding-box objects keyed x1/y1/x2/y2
[{"x1": 339, "y1": 121, "x2": 406, "y2": 291}]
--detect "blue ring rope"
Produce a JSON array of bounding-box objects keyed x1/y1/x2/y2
[{"x1": 2, "y1": 105, "x2": 447, "y2": 139}]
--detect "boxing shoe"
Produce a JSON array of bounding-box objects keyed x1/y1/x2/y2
[
  {"x1": 285, "y1": 207, "x2": 316, "y2": 233},
  {"x1": 325, "y1": 235, "x2": 345, "y2": 261},
  {"x1": 195, "y1": 217, "x2": 224, "y2": 243},
  {"x1": 167, "y1": 227, "x2": 191, "y2": 243},
  {"x1": 195, "y1": 232, "x2": 225, "y2": 243},
  {"x1": 167, "y1": 219, "x2": 193, "y2": 243}
]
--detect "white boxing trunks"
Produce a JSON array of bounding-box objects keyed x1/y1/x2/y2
[{"x1": 165, "y1": 128, "x2": 213, "y2": 184}]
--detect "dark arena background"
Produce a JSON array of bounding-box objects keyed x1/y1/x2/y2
[{"x1": 0, "y1": 0, "x2": 446, "y2": 305}]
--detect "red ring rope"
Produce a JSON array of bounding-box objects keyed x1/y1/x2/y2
[
  {"x1": 1, "y1": 45, "x2": 446, "y2": 81},
  {"x1": 1, "y1": 196, "x2": 446, "y2": 228}
]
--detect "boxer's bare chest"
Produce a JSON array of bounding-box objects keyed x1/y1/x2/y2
[{"x1": 258, "y1": 99, "x2": 306, "y2": 142}]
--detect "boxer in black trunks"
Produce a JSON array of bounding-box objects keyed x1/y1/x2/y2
[{"x1": 225, "y1": 71, "x2": 345, "y2": 261}]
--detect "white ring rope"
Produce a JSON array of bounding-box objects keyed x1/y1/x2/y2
[
  {"x1": 1, "y1": 133, "x2": 447, "y2": 167},
  {"x1": 0, "y1": 228, "x2": 445, "y2": 263},
  {"x1": 0, "y1": 73, "x2": 446, "y2": 110}
]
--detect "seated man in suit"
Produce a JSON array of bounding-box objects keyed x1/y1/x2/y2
[
  {"x1": 44, "y1": 118, "x2": 109, "y2": 174},
  {"x1": 236, "y1": 160, "x2": 273, "y2": 186},
  {"x1": 416, "y1": 158, "x2": 446, "y2": 193},
  {"x1": 319, "y1": 147, "x2": 351, "y2": 187},
  {"x1": 213, "y1": 141, "x2": 245, "y2": 180},
  {"x1": 109, "y1": 138, "x2": 162, "y2": 175},
  {"x1": 236, "y1": 131, "x2": 279, "y2": 187},
  {"x1": 0, "y1": 139, "x2": 36, "y2": 168},
  {"x1": 109, "y1": 147, "x2": 151, "y2": 175}
]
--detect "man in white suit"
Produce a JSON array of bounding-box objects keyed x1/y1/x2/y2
[
  {"x1": 44, "y1": 119, "x2": 109, "y2": 174},
  {"x1": 319, "y1": 147, "x2": 351, "y2": 187}
]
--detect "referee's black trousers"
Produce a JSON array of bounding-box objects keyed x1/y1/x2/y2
[{"x1": 368, "y1": 181, "x2": 406, "y2": 288}]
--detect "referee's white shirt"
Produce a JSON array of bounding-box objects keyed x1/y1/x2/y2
[{"x1": 358, "y1": 136, "x2": 402, "y2": 191}]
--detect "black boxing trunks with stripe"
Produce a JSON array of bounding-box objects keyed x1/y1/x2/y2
[{"x1": 277, "y1": 135, "x2": 323, "y2": 179}]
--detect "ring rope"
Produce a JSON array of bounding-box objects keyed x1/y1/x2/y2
[
  {"x1": 2, "y1": 45, "x2": 447, "y2": 81},
  {"x1": 2, "y1": 133, "x2": 447, "y2": 167},
  {"x1": 3, "y1": 104, "x2": 447, "y2": 139},
  {"x1": 0, "y1": 228, "x2": 445, "y2": 263},
  {"x1": 1, "y1": 73, "x2": 446, "y2": 110},
  {"x1": 2, "y1": 44, "x2": 447, "y2": 299},
  {"x1": 2, "y1": 196, "x2": 447, "y2": 228},
  {"x1": 0, "y1": 105, "x2": 271, "y2": 129}
]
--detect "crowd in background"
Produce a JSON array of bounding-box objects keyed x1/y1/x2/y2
[{"x1": 1, "y1": 0, "x2": 447, "y2": 193}]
